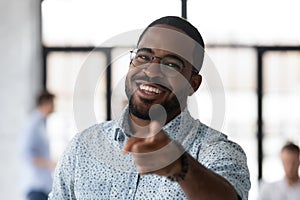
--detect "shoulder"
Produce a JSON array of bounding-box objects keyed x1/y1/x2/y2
[
  {"x1": 259, "y1": 180, "x2": 284, "y2": 199},
  {"x1": 193, "y1": 122, "x2": 244, "y2": 155},
  {"x1": 197, "y1": 123, "x2": 247, "y2": 164},
  {"x1": 67, "y1": 120, "x2": 117, "y2": 152},
  {"x1": 74, "y1": 120, "x2": 116, "y2": 143},
  {"x1": 195, "y1": 123, "x2": 250, "y2": 199},
  {"x1": 59, "y1": 120, "x2": 116, "y2": 163},
  {"x1": 196, "y1": 122, "x2": 228, "y2": 144}
]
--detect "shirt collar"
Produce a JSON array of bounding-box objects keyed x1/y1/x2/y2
[
  {"x1": 34, "y1": 109, "x2": 47, "y2": 123},
  {"x1": 111, "y1": 105, "x2": 195, "y2": 143}
]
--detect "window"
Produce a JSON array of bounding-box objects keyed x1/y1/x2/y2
[{"x1": 263, "y1": 51, "x2": 300, "y2": 182}]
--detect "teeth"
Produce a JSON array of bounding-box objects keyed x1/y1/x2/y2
[{"x1": 140, "y1": 84, "x2": 161, "y2": 94}]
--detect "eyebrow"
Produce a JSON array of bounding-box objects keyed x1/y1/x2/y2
[
  {"x1": 137, "y1": 48, "x2": 185, "y2": 65},
  {"x1": 137, "y1": 47, "x2": 154, "y2": 54}
]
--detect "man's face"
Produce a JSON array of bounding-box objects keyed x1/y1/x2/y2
[
  {"x1": 125, "y1": 25, "x2": 201, "y2": 122},
  {"x1": 45, "y1": 99, "x2": 55, "y2": 115},
  {"x1": 281, "y1": 150, "x2": 300, "y2": 179}
]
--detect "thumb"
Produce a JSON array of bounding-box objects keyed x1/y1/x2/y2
[{"x1": 123, "y1": 137, "x2": 144, "y2": 153}]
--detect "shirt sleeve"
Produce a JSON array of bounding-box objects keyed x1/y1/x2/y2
[
  {"x1": 48, "y1": 134, "x2": 79, "y2": 200},
  {"x1": 19, "y1": 122, "x2": 42, "y2": 161},
  {"x1": 199, "y1": 140, "x2": 251, "y2": 200}
]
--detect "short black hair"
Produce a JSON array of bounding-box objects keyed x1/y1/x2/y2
[
  {"x1": 36, "y1": 90, "x2": 55, "y2": 106},
  {"x1": 137, "y1": 16, "x2": 205, "y2": 72}
]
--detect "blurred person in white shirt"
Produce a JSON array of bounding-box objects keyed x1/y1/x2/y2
[{"x1": 258, "y1": 142, "x2": 300, "y2": 200}]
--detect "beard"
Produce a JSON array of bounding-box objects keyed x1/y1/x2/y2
[
  {"x1": 125, "y1": 71, "x2": 189, "y2": 121},
  {"x1": 128, "y1": 95, "x2": 181, "y2": 120},
  {"x1": 126, "y1": 87, "x2": 186, "y2": 121}
]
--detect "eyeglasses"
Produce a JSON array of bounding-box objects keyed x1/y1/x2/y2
[{"x1": 130, "y1": 48, "x2": 198, "y2": 77}]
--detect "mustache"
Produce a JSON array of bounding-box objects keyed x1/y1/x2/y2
[{"x1": 131, "y1": 74, "x2": 173, "y2": 92}]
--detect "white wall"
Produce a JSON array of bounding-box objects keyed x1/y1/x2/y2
[{"x1": 0, "y1": 1, "x2": 41, "y2": 199}]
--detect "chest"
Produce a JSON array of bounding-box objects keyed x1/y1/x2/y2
[{"x1": 73, "y1": 151, "x2": 185, "y2": 199}]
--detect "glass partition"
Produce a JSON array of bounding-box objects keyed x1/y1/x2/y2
[
  {"x1": 263, "y1": 51, "x2": 300, "y2": 182},
  {"x1": 46, "y1": 51, "x2": 106, "y2": 159}
]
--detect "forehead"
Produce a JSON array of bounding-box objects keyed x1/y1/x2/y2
[
  {"x1": 281, "y1": 149, "x2": 299, "y2": 158},
  {"x1": 138, "y1": 25, "x2": 197, "y2": 65}
]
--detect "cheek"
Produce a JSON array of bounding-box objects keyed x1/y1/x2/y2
[
  {"x1": 283, "y1": 160, "x2": 298, "y2": 172},
  {"x1": 292, "y1": 161, "x2": 300, "y2": 170},
  {"x1": 127, "y1": 66, "x2": 144, "y2": 79},
  {"x1": 169, "y1": 76, "x2": 192, "y2": 94},
  {"x1": 125, "y1": 68, "x2": 137, "y2": 84},
  {"x1": 125, "y1": 69, "x2": 142, "y2": 94}
]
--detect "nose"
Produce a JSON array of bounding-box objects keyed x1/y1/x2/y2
[
  {"x1": 144, "y1": 56, "x2": 164, "y2": 78},
  {"x1": 151, "y1": 56, "x2": 162, "y2": 63},
  {"x1": 143, "y1": 61, "x2": 165, "y2": 78}
]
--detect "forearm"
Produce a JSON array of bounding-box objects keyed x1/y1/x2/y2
[{"x1": 178, "y1": 154, "x2": 238, "y2": 200}]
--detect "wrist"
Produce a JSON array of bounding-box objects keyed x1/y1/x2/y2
[{"x1": 167, "y1": 152, "x2": 189, "y2": 182}]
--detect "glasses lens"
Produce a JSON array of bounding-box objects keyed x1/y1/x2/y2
[
  {"x1": 130, "y1": 48, "x2": 185, "y2": 77},
  {"x1": 160, "y1": 64, "x2": 180, "y2": 77},
  {"x1": 135, "y1": 51, "x2": 152, "y2": 64},
  {"x1": 130, "y1": 49, "x2": 152, "y2": 66},
  {"x1": 161, "y1": 57, "x2": 183, "y2": 71}
]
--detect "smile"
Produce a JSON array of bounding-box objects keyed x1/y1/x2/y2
[{"x1": 139, "y1": 84, "x2": 162, "y2": 94}]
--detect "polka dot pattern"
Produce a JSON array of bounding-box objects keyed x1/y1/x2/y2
[{"x1": 49, "y1": 106, "x2": 250, "y2": 199}]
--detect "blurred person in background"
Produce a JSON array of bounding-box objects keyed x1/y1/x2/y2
[
  {"x1": 258, "y1": 142, "x2": 300, "y2": 200},
  {"x1": 19, "y1": 91, "x2": 56, "y2": 200}
]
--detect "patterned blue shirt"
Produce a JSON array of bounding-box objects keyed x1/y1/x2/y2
[{"x1": 49, "y1": 106, "x2": 250, "y2": 199}]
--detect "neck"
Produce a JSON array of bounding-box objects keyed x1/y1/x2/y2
[
  {"x1": 38, "y1": 107, "x2": 48, "y2": 117},
  {"x1": 129, "y1": 109, "x2": 179, "y2": 127},
  {"x1": 129, "y1": 113, "x2": 150, "y2": 126},
  {"x1": 128, "y1": 102, "x2": 187, "y2": 135},
  {"x1": 129, "y1": 113, "x2": 151, "y2": 134}
]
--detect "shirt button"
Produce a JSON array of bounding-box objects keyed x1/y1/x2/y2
[{"x1": 128, "y1": 188, "x2": 133, "y2": 195}]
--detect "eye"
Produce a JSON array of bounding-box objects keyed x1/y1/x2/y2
[
  {"x1": 164, "y1": 62, "x2": 181, "y2": 70},
  {"x1": 161, "y1": 58, "x2": 183, "y2": 71},
  {"x1": 136, "y1": 53, "x2": 151, "y2": 63}
]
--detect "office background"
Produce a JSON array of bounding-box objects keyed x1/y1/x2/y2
[{"x1": 1, "y1": 0, "x2": 300, "y2": 199}]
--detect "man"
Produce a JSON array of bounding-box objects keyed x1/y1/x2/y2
[
  {"x1": 49, "y1": 16, "x2": 250, "y2": 199},
  {"x1": 19, "y1": 91, "x2": 56, "y2": 200},
  {"x1": 259, "y1": 142, "x2": 300, "y2": 200}
]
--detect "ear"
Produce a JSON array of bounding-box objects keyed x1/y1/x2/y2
[{"x1": 189, "y1": 74, "x2": 202, "y2": 96}]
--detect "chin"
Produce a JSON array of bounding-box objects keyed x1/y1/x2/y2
[{"x1": 128, "y1": 98, "x2": 151, "y2": 120}]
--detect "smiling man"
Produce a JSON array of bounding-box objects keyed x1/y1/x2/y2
[{"x1": 49, "y1": 16, "x2": 250, "y2": 200}]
